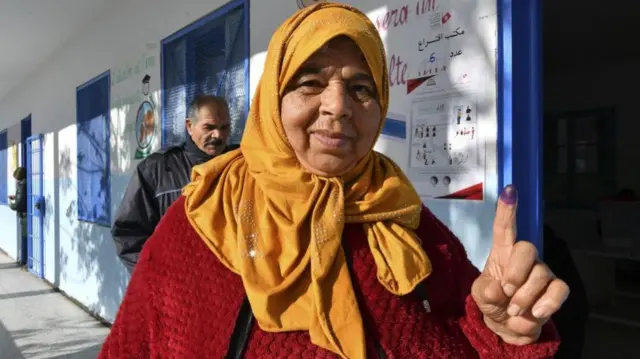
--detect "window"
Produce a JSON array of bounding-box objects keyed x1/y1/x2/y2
[
  {"x1": 76, "y1": 71, "x2": 111, "y2": 226},
  {"x1": 161, "y1": 0, "x2": 249, "y2": 148},
  {"x1": 0, "y1": 130, "x2": 7, "y2": 205},
  {"x1": 544, "y1": 108, "x2": 615, "y2": 208}
]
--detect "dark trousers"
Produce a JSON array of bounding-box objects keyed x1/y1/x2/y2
[{"x1": 18, "y1": 214, "x2": 28, "y2": 265}]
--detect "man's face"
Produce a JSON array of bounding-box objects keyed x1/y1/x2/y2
[{"x1": 186, "y1": 104, "x2": 231, "y2": 156}]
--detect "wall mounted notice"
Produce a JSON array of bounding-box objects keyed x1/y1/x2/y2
[
  {"x1": 111, "y1": 43, "x2": 160, "y2": 161},
  {"x1": 364, "y1": 0, "x2": 496, "y2": 201},
  {"x1": 408, "y1": 91, "x2": 482, "y2": 200}
]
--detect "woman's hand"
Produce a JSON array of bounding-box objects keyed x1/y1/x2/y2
[{"x1": 471, "y1": 185, "x2": 570, "y2": 345}]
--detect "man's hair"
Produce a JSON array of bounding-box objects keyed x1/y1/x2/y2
[
  {"x1": 13, "y1": 167, "x2": 26, "y2": 181},
  {"x1": 186, "y1": 95, "x2": 230, "y2": 123}
]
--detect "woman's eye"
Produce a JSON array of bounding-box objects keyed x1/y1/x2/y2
[
  {"x1": 300, "y1": 80, "x2": 323, "y2": 88},
  {"x1": 351, "y1": 85, "x2": 375, "y2": 97}
]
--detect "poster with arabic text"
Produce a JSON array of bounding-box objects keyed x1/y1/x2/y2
[{"x1": 362, "y1": 0, "x2": 497, "y2": 201}]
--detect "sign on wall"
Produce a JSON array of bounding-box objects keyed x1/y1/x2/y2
[
  {"x1": 111, "y1": 43, "x2": 160, "y2": 161},
  {"x1": 134, "y1": 97, "x2": 157, "y2": 159},
  {"x1": 365, "y1": 0, "x2": 496, "y2": 201}
]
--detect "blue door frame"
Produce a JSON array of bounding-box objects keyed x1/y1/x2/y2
[
  {"x1": 26, "y1": 134, "x2": 45, "y2": 278},
  {"x1": 498, "y1": 0, "x2": 543, "y2": 253}
]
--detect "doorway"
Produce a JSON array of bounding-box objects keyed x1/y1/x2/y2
[
  {"x1": 26, "y1": 134, "x2": 44, "y2": 277},
  {"x1": 18, "y1": 115, "x2": 31, "y2": 265},
  {"x1": 543, "y1": 0, "x2": 640, "y2": 357}
]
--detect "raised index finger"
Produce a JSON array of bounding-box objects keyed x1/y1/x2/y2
[{"x1": 492, "y1": 185, "x2": 518, "y2": 249}]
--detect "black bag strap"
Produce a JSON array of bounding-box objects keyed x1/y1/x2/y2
[
  {"x1": 225, "y1": 243, "x2": 422, "y2": 359},
  {"x1": 225, "y1": 296, "x2": 254, "y2": 359}
]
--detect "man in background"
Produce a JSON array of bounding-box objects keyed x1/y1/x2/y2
[
  {"x1": 9, "y1": 167, "x2": 28, "y2": 264},
  {"x1": 112, "y1": 95, "x2": 237, "y2": 273}
]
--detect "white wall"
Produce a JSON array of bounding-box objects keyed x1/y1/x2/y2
[
  {"x1": 0, "y1": 0, "x2": 500, "y2": 322},
  {"x1": 0, "y1": 123, "x2": 24, "y2": 259},
  {"x1": 0, "y1": 195, "x2": 19, "y2": 259}
]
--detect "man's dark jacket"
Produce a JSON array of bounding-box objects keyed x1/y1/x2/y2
[
  {"x1": 10, "y1": 179, "x2": 27, "y2": 214},
  {"x1": 111, "y1": 137, "x2": 238, "y2": 273}
]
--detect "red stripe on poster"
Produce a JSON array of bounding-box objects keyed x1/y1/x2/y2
[{"x1": 436, "y1": 183, "x2": 483, "y2": 200}]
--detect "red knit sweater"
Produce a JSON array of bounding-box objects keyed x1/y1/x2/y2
[{"x1": 100, "y1": 197, "x2": 559, "y2": 358}]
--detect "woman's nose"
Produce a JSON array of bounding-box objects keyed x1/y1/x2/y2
[{"x1": 319, "y1": 83, "x2": 353, "y2": 121}]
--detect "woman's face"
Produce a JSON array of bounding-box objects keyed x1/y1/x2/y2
[{"x1": 281, "y1": 37, "x2": 382, "y2": 177}]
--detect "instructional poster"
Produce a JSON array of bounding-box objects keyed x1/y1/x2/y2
[
  {"x1": 408, "y1": 91, "x2": 483, "y2": 199},
  {"x1": 362, "y1": 0, "x2": 497, "y2": 201}
]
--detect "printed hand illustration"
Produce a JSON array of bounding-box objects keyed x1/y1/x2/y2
[{"x1": 471, "y1": 185, "x2": 570, "y2": 345}]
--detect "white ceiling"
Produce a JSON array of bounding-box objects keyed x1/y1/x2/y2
[{"x1": 0, "y1": 0, "x2": 109, "y2": 101}]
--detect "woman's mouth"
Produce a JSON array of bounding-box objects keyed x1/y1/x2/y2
[{"x1": 312, "y1": 131, "x2": 351, "y2": 149}]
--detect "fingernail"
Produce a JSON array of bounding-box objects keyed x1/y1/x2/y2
[
  {"x1": 507, "y1": 303, "x2": 522, "y2": 317},
  {"x1": 502, "y1": 283, "x2": 516, "y2": 297},
  {"x1": 532, "y1": 305, "x2": 549, "y2": 318},
  {"x1": 500, "y1": 185, "x2": 518, "y2": 205}
]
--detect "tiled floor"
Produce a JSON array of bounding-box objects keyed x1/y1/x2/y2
[{"x1": 0, "y1": 253, "x2": 109, "y2": 359}]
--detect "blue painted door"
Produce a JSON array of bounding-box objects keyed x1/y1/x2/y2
[{"x1": 26, "y1": 134, "x2": 44, "y2": 277}]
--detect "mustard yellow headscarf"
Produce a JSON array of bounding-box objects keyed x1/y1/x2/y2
[{"x1": 184, "y1": 3, "x2": 432, "y2": 358}]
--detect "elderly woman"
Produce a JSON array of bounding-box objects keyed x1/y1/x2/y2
[{"x1": 100, "y1": 3, "x2": 568, "y2": 358}]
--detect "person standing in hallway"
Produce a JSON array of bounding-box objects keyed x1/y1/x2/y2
[
  {"x1": 9, "y1": 167, "x2": 28, "y2": 264},
  {"x1": 111, "y1": 95, "x2": 238, "y2": 273}
]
